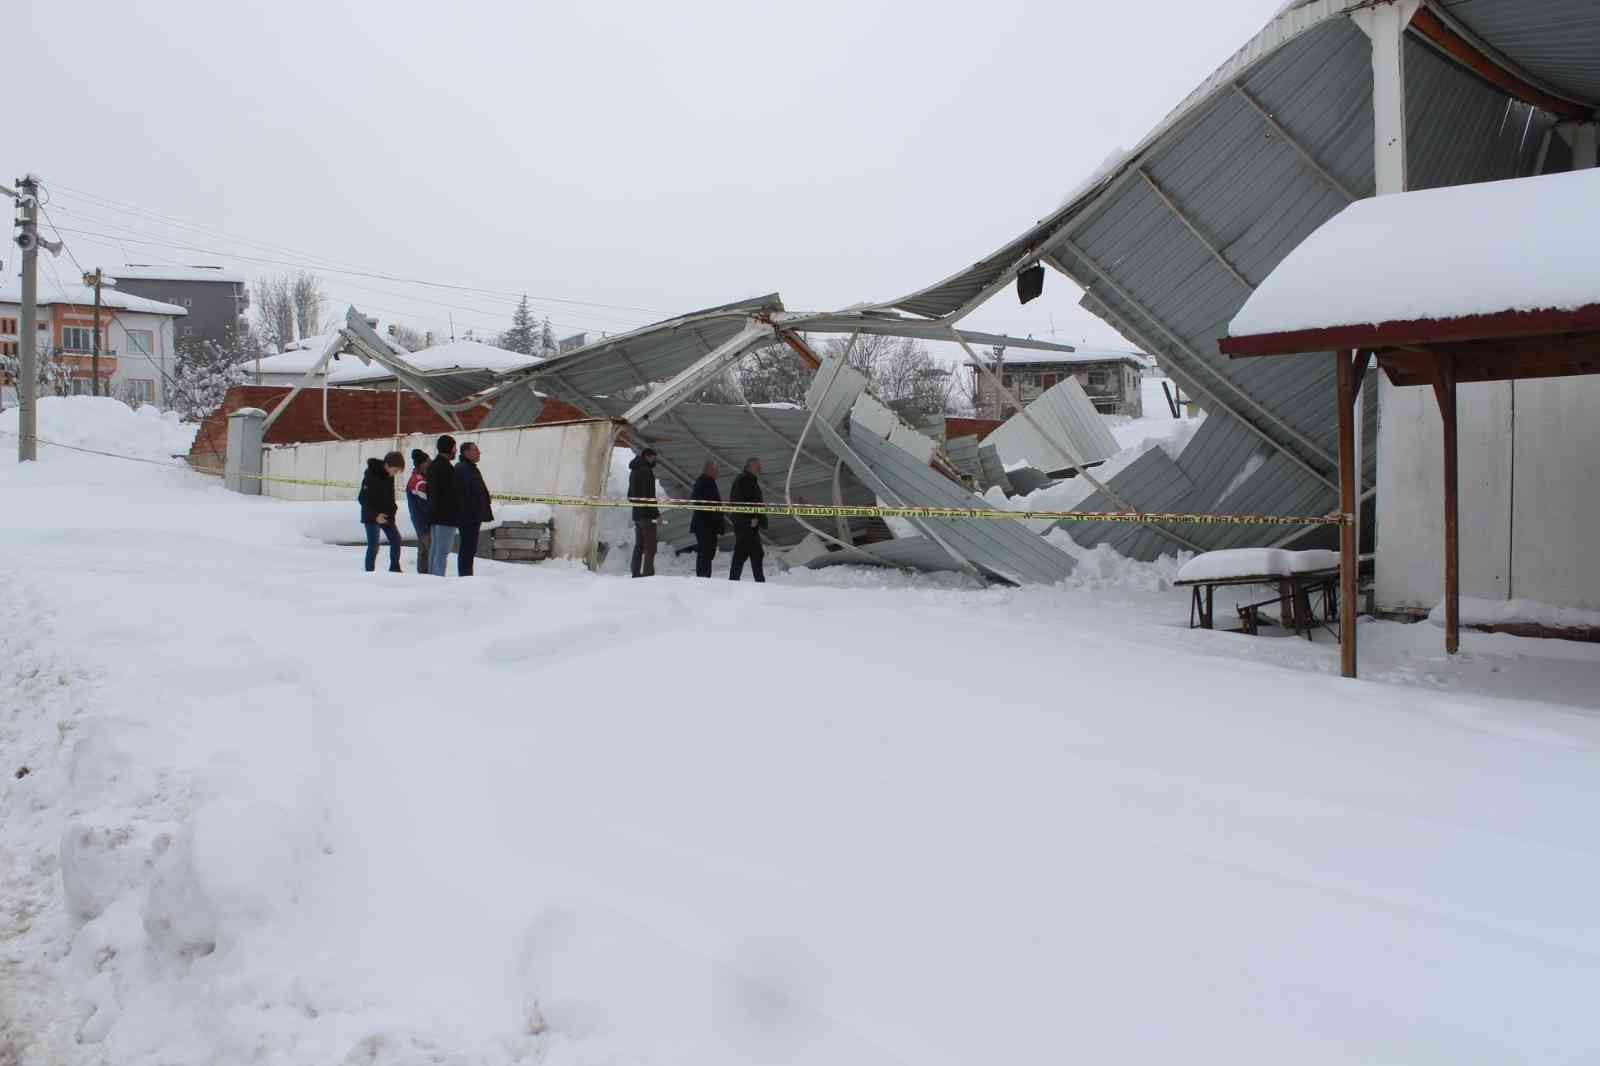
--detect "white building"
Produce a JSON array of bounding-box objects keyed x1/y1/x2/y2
[{"x1": 0, "y1": 279, "x2": 186, "y2": 407}]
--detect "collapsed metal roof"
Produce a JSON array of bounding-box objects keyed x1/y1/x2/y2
[{"x1": 859, "y1": 0, "x2": 1583, "y2": 559}]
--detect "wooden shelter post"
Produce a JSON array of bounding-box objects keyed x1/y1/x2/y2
[
  {"x1": 1336, "y1": 349, "x2": 1359, "y2": 677},
  {"x1": 1429, "y1": 354, "x2": 1460, "y2": 654}
]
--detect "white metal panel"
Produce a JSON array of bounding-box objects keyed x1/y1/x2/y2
[
  {"x1": 983, "y1": 377, "x2": 1120, "y2": 474},
  {"x1": 1509, "y1": 377, "x2": 1600, "y2": 610},
  {"x1": 1374, "y1": 379, "x2": 1512, "y2": 611}
]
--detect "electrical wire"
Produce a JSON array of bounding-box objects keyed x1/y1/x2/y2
[{"x1": 43, "y1": 181, "x2": 672, "y2": 316}]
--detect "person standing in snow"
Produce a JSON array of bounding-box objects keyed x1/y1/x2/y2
[
  {"x1": 358, "y1": 451, "x2": 406, "y2": 573},
  {"x1": 728, "y1": 456, "x2": 768, "y2": 583},
  {"x1": 690, "y1": 459, "x2": 725, "y2": 579},
  {"x1": 453, "y1": 441, "x2": 494, "y2": 577},
  {"x1": 425, "y1": 435, "x2": 459, "y2": 576},
  {"x1": 405, "y1": 448, "x2": 431, "y2": 574},
  {"x1": 627, "y1": 447, "x2": 661, "y2": 578}
]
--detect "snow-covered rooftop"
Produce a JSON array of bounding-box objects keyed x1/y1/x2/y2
[
  {"x1": 326, "y1": 339, "x2": 540, "y2": 385},
  {"x1": 112, "y1": 264, "x2": 248, "y2": 285},
  {"x1": 966, "y1": 347, "x2": 1148, "y2": 368},
  {"x1": 0, "y1": 279, "x2": 188, "y2": 317},
  {"x1": 1231, "y1": 168, "x2": 1600, "y2": 337}
]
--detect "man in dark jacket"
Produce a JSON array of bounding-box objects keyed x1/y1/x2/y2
[
  {"x1": 627, "y1": 447, "x2": 661, "y2": 578},
  {"x1": 358, "y1": 451, "x2": 405, "y2": 572},
  {"x1": 425, "y1": 435, "x2": 458, "y2": 576},
  {"x1": 453, "y1": 441, "x2": 494, "y2": 576},
  {"x1": 689, "y1": 460, "x2": 725, "y2": 578},
  {"x1": 728, "y1": 456, "x2": 768, "y2": 583}
]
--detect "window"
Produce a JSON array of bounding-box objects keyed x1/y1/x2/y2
[
  {"x1": 1001, "y1": 374, "x2": 1013, "y2": 388},
  {"x1": 125, "y1": 330, "x2": 154, "y2": 358},
  {"x1": 0, "y1": 341, "x2": 16, "y2": 357},
  {"x1": 0, "y1": 317, "x2": 16, "y2": 335},
  {"x1": 68, "y1": 378, "x2": 95, "y2": 396},
  {"x1": 127, "y1": 379, "x2": 156, "y2": 405},
  {"x1": 62, "y1": 326, "x2": 99, "y2": 352},
  {"x1": 1040, "y1": 373, "x2": 1057, "y2": 389},
  {"x1": 1088, "y1": 370, "x2": 1109, "y2": 388},
  {"x1": 182, "y1": 326, "x2": 194, "y2": 337}
]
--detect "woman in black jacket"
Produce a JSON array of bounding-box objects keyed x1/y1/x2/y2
[{"x1": 358, "y1": 451, "x2": 406, "y2": 572}]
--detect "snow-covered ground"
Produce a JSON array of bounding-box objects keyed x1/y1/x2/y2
[{"x1": 6, "y1": 397, "x2": 1600, "y2": 1065}]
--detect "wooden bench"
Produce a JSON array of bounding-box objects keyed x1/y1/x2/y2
[{"x1": 1174, "y1": 549, "x2": 1342, "y2": 641}]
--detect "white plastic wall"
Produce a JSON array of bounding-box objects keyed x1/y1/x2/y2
[
  {"x1": 262, "y1": 421, "x2": 614, "y2": 565},
  {"x1": 1376, "y1": 375, "x2": 1600, "y2": 614}
]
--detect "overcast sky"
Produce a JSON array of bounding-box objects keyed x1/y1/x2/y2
[{"x1": 15, "y1": 0, "x2": 1285, "y2": 354}]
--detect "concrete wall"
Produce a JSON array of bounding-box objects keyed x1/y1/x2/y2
[
  {"x1": 1376, "y1": 375, "x2": 1600, "y2": 614},
  {"x1": 261, "y1": 420, "x2": 615, "y2": 566}
]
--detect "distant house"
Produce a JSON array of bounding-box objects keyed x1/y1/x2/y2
[
  {"x1": 111, "y1": 265, "x2": 249, "y2": 349},
  {"x1": 244, "y1": 336, "x2": 539, "y2": 391},
  {"x1": 245, "y1": 334, "x2": 347, "y2": 387},
  {"x1": 0, "y1": 280, "x2": 187, "y2": 406},
  {"x1": 969, "y1": 348, "x2": 1148, "y2": 417}
]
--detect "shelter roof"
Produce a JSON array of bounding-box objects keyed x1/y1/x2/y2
[{"x1": 1227, "y1": 169, "x2": 1600, "y2": 343}]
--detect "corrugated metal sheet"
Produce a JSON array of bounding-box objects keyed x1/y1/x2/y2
[
  {"x1": 983, "y1": 376, "x2": 1120, "y2": 474},
  {"x1": 821, "y1": 415, "x2": 1077, "y2": 585},
  {"x1": 1439, "y1": 0, "x2": 1600, "y2": 108},
  {"x1": 503, "y1": 294, "x2": 783, "y2": 400},
  {"x1": 943, "y1": 435, "x2": 981, "y2": 479},
  {"x1": 481, "y1": 383, "x2": 545, "y2": 429},
  {"x1": 584, "y1": 398, "x2": 876, "y2": 549}
]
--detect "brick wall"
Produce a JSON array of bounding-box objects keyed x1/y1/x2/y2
[{"x1": 188, "y1": 386, "x2": 586, "y2": 472}]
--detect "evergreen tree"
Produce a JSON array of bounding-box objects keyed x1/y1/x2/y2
[
  {"x1": 540, "y1": 316, "x2": 557, "y2": 355},
  {"x1": 501, "y1": 295, "x2": 538, "y2": 354}
]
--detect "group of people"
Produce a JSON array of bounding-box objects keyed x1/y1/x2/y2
[
  {"x1": 361, "y1": 438, "x2": 774, "y2": 581},
  {"x1": 628, "y1": 449, "x2": 769, "y2": 582},
  {"x1": 356, "y1": 434, "x2": 493, "y2": 576}
]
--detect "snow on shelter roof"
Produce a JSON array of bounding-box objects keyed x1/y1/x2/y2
[
  {"x1": 1229, "y1": 169, "x2": 1600, "y2": 339},
  {"x1": 964, "y1": 347, "x2": 1148, "y2": 368}
]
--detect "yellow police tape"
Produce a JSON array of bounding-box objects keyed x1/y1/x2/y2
[
  {"x1": 224, "y1": 468, "x2": 1345, "y2": 528},
  {"x1": 6, "y1": 430, "x2": 1345, "y2": 528}
]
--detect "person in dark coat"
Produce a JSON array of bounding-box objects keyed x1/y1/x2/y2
[
  {"x1": 358, "y1": 451, "x2": 405, "y2": 572},
  {"x1": 453, "y1": 441, "x2": 494, "y2": 576},
  {"x1": 424, "y1": 435, "x2": 458, "y2": 576},
  {"x1": 689, "y1": 459, "x2": 725, "y2": 578},
  {"x1": 405, "y1": 448, "x2": 431, "y2": 575},
  {"x1": 627, "y1": 447, "x2": 661, "y2": 578},
  {"x1": 728, "y1": 456, "x2": 768, "y2": 583}
]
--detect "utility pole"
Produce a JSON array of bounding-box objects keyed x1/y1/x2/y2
[
  {"x1": 10, "y1": 175, "x2": 42, "y2": 461},
  {"x1": 84, "y1": 268, "x2": 106, "y2": 397}
]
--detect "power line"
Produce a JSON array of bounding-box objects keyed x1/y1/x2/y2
[
  {"x1": 44, "y1": 180, "x2": 672, "y2": 316},
  {"x1": 44, "y1": 217, "x2": 650, "y2": 338}
]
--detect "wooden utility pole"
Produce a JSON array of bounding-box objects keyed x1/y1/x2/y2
[{"x1": 84, "y1": 268, "x2": 105, "y2": 396}]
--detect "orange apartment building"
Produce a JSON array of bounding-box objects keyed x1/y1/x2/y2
[{"x1": 0, "y1": 279, "x2": 186, "y2": 406}]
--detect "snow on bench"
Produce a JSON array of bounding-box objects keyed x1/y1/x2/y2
[{"x1": 1175, "y1": 548, "x2": 1340, "y2": 585}]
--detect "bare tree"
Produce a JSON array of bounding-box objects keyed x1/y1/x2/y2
[
  {"x1": 387, "y1": 324, "x2": 430, "y2": 352},
  {"x1": 253, "y1": 272, "x2": 326, "y2": 351},
  {"x1": 820, "y1": 333, "x2": 954, "y2": 418},
  {"x1": 252, "y1": 275, "x2": 294, "y2": 353},
  {"x1": 291, "y1": 273, "x2": 326, "y2": 338}
]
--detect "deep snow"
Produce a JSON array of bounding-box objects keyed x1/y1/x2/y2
[{"x1": 5, "y1": 398, "x2": 1600, "y2": 1065}]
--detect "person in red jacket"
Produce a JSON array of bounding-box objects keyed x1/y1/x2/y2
[{"x1": 404, "y1": 448, "x2": 430, "y2": 574}]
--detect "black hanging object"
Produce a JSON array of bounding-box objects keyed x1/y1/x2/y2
[{"x1": 1016, "y1": 263, "x2": 1045, "y2": 305}]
